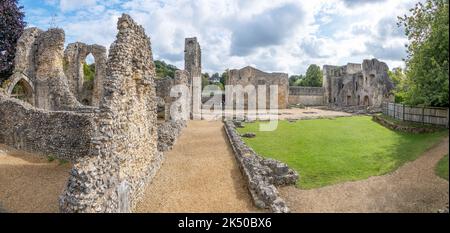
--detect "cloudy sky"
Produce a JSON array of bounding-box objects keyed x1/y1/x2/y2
[{"x1": 19, "y1": 0, "x2": 417, "y2": 75}]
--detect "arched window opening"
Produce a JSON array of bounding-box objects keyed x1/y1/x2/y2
[
  {"x1": 11, "y1": 79, "x2": 33, "y2": 105},
  {"x1": 80, "y1": 53, "x2": 96, "y2": 106},
  {"x1": 364, "y1": 96, "x2": 370, "y2": 106}
]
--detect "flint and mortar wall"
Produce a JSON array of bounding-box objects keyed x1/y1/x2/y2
[
  {"x1": 288, "y1": 86, "x2": 325, "y2": 106},
  {"x1": 59, "y1": 14, "x2": 159, "y2": 213},
  {"x1": 0, "y1": 93, "x2": 96, "y2": 162},
  {"x1": 223, "y1": 121, "x2": 298, "y2": 213},
  {"x1": 227, "y1": 66, "x2": 289, "y2": 109}
]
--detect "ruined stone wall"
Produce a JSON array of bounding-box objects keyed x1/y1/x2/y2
[
  {"x1": 2, "y1": 27, "x2": 82, "y2": 111},
  {"x1": 156, "y1": 77, "x2": 174, "y2": 120},
  {"x1": 0, "y1": 93, "x2": 96, "y2": 162},
  {"x1": 60, "y1": 14, "x2": 159, "y2": 213},
  {"x1": 155, "y1": 70, "x2": 190, "y2": 150},
  {"x1": 64, "y1": 42, "x2": 107, "y2": 106},
  {"x1": 34, "y1": 29, "x2": 81, "y2": 110},
  {"x1": 184, "y1": 37, "x2": 201, "y2": 80},
  {"x1": 323, "y1": 59, "x2": 394, "y2": 108},
  {"x1": 0, "y1": 14, "x2": 164, "y2": 213},
  {"x1": 184, "y1": 38, "x2": 201, "y2": 118},
  {"x1": 224, "y1": 121, "x2": 298, "y2": 213},
  {"x1": 227, "y1": 66, "x2": 289, "y2": 109},
  {"x1": 288, "y1": 86, "x2": 325, "y2": 106},
  {"x1": 156, "y1": 70, "x2": 191, "y2": 121}
]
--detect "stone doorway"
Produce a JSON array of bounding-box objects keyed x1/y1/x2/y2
[
  {"x1": 9, "y1": 78, "x2": 34, "y2": 105},
  {"x1": 364, "y1": 96, "x2": 370, "y2": 106}
]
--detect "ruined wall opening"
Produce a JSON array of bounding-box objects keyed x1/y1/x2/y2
[
  {"x1": 364, "y1": 95, "x2": 370, "y2": 106},
  {"x1": 10, "y1": 78, "x2": 34, "y2": 105},
  {"x1": 80, "y1": 53, "x2": 96, "y2": 105},
  {"x1": 346, "y1": 95, "x2": 352, "y2": 106},
  {"x1": 156, "y1": 97, "x2": 166, "y2": 121}
]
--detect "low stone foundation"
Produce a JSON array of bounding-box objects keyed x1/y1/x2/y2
[
  {"x1": 326, "y1": 105, "x2": 382, "y2": 114},
  {"x1": 223, "y1": 121, "x2": 298, "y2": 213},
  {"x1": 373, "y1": 115, "x2": 443, "y2": 134},
  {"x1": 0, "y1": 93, "x2": 95, "y2": 162},
  {"x1": 157, "y1": 120, "x2": 187, "y2": 152}
]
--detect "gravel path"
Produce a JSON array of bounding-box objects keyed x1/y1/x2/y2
[
  {"x1": 280, "y1": 137, "x2": 449, "y2": 213},
  {"x1": 0, "y1": 144, "x2": 71, "y2": 213},
  {"x1": 135, "y1": 120, "x2": 260, "y2": 213}
]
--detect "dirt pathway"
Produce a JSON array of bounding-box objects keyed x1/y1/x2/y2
[
  {"x1": 0, "y1": 144, "x2": 71, "y2": 213},
  {"x1": 280, "y1": 137, "x2": 449, "y2": 213},
  {"x1": 135, "y1": 120, "x2": 260, "y2": 213}
]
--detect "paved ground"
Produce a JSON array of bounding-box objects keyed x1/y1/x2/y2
[
  {"x1": 280, "y1": 137, "x2": 450, "y2": 213},
  {"x1": 0, "y1": 144, "x2": 71, "y2": 213},
  {"x1": 135, "y1": 120, "x2": 260, "y2": 213},
  {"x1": 199, "y1": 107, "x2": 352, "y2": 121}
]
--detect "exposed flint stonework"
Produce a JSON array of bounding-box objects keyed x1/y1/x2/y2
[
  {"x1": 184, "y1": 37, "x2": 201, "y2": 81},
  {"x1": 223, "y1": 121, "x2": 298, "y2": 213},
  {"x1": 35, "y1": 29, "x2": 82, "y2": 110},
  {"x1": 64, "y1": 42, "x2": 107, "y2": 106},
  {"x1": 227, "y1": 66, "x2": 289, "y2": 109},
  {"x1": 2, "y1": 27, "x2": 82, "y2": 110},
  {"x1": 0, "y1": 92, "x2": 96, "y2": 162},
  {"x1": 0, "y1": 14, "x2": 188, "y2": 213},
  {"x1": 184, "y1": 38, "x2": 201, "y2": 119},
  {"x1": 323, "y1": 58, "x2": 394, "y2": 108},
  {"x1": 156, "y1": 70, "x2": 191, "y2": 121},
  {"x1": 157, "y1": 120, "x2": 186, "y2": 152},
  {"x1": 288, "y1": 86, "x2": 325, "y2": 106},
  {"x1": 59, "y1": 14, "x2": 159, "y2": 213}
]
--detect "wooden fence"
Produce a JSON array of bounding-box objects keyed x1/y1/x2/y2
[{"x1": 382, "y1": 102, "x2": 449, "y2": 128}]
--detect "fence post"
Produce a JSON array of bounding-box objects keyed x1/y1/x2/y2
[
  {"x1": 402, "y1": 104, "x2": 405, "y2": 121},
  {"x1": 446, "y1": 108, "x2": 449, "y2": 128},
  {"x1": 422, "y1": 107, "x2": 425, "y2": 125}
]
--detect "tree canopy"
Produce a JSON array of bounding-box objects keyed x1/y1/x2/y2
[
  {"x1": 388, "y1": 68, "x2": 408, "y2": 103},
  {"x1": 0, "y1": 0, "x2": 26, "y2": 83},
  {"x1": 290, "y1": 65, "x2": 323, "y2": 87},
  {"x1": 154, "y1": 60, "x2": 179, "y2": 79},
  {"x1": 398, "y1": 0, "x2": 449, "y2": 107}
]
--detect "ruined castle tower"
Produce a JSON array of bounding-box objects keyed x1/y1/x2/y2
[
  {"x1": 322, "y1": 59, "x2": 394, "y2": 108},
  {"x1": 184, "y1": 37, "x2": 201, "y2": 81},
  {"x1": 184, "y1": 37, "x2": 201, "y2": 118}
]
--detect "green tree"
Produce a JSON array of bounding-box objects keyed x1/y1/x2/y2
[
  {"x1": 388, "y1": 68, "x2": 408, "y2": 103},
  {"x1": 0, "y1": 0, "x2": 26, "y2": 83},
  {"x1": 289, "y1": 75, "x2": 302, "y2": 86},
  {"x1": 210, "y1": 72, "x2": 220, "y2": 83},
  {"x1": 398, "y1": 0, "x2": 449, "y2": 106},
  {"x1": 220, "y1": 71, "x2": 228, "y2": 86},
  {"x1": 83, "y1": 62, "x2": 95, "y2": 82},
  {"x1": 202, "y1": 73, "x2": 210, "y2": 88},
  {"x1": 154, "y1": 60, "x2": 178, "y2": 79},
  {"x1": 300, "y1": 65, "x2": 323, "y2": 87}
]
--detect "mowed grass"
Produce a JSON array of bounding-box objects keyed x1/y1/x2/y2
[
  {"x1": 435, "y1": 154, "x2": 449, "y2": 181},
  {"x1": 237, "y1": 116, "x2": 448, "y2": 189}
]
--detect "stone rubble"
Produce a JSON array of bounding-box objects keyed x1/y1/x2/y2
[{"x1": 223, "y1": 121, "x2": 299, "y2": 213}]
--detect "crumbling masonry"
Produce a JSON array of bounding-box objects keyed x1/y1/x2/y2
[
  {"x1": 227, "y1": 66, "x2": 289, "y2": 109},
  {"x1": 323, "y1": 59, "x2": 394, "y2": 108},
  {"x1": 1, "y1": 14, "x2": 165, "y2": 212},
  {"x1": 64, "y1": 42, "x2": 107, "y2": 106}
]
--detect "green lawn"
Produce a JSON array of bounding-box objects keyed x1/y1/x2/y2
[
  {"x1": 435, "y1": 154, "x2": 449, "y2": 181},
  {"x1": 237, "y1": 116, "x2": 448, "y2": 189}
]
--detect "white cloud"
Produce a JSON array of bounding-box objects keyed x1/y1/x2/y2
[
  {"x1": 23, "y1": 0, "x2": 416, "y2": 75},
  {"x1": 59, "y1": 0, "x2": 98, "y2": 12}
]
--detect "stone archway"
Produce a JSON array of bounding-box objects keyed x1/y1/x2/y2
[
  {"x1": 364, "y1": 95, "x2": 370, "y2": 106},
  {"x1": 64, "y1": 42, "x2": 106, "y2": 106},
  {"x1": 6, "y1": 73, "x2": 35, "y2": 105}
]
